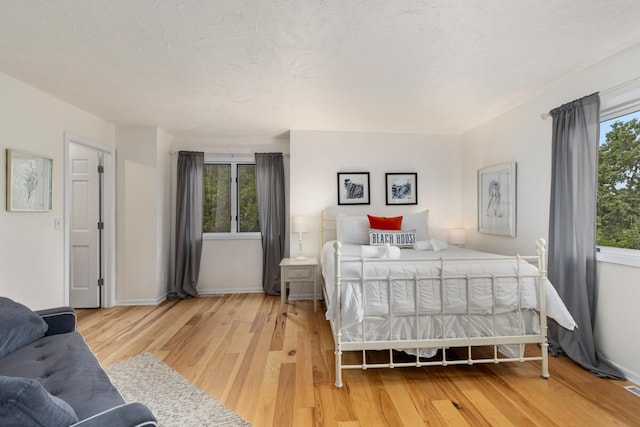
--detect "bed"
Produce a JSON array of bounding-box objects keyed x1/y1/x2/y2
[{"x1": 319, "y1": 209, "x2": 576, "y2": 389}]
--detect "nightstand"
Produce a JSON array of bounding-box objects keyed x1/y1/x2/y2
[{"x1": 279, "y1": 257, "x2": 319, "y2": 313}]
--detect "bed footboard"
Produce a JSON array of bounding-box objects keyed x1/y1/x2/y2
[{"x1": 329, "y1": 239, "x2": 551, "y2": 389}]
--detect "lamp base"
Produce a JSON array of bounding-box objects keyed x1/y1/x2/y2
[{"x1": 296, "y1": 255, "x2": 307, "y2": 261}]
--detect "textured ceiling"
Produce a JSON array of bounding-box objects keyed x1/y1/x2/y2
[{"x1": 1, "y1": 1, "x2": 640, "y2": 138}]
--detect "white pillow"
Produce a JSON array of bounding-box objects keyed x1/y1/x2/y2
[
  {"x1": 414, "y1": 238, "x2": 449, "y2": 251},
  {"x1": 336, "y1": 214, "x2": 369, "y2": 244},
  {"x1": 430, "y1": 238, "x2": 449, "y2": 251},
  {"x1": 414, "y1": 240, "x2": 433, "y2": 251},
  {"x1": 401, "y1": 210, "x2": 429, "y2": 241}
]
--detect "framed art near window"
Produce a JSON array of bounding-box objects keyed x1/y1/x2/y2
[
  {"x1": 6, "y1": 149, "x2": 53, "y2": 212},
  {"x1": 385, "y1": 173, "x2": 417, "y2": 205},
  {"x1": 337, "y1": 172, "x2": 370, "y2": 205},
  {"x1": 478, "y1": 161, "x2": 516, "y2": 236}
]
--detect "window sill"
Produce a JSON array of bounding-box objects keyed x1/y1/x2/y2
[
  {"x1": 596, "y1": 246, "x2": 640, "y2": 268},
  {"x1": 203, "y1": 232, "x2": 261, "y2": 241}
]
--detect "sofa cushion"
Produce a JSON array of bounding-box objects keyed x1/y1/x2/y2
[
  {"x1": 0, "y1": 332, "x2": 125, "y2": 420},
  {"x1": 0, "y1": 375, "x2": 79, "y2": 426},
  {"x1": 0, "y1": 297, "x2": 48, "y2": 358}
]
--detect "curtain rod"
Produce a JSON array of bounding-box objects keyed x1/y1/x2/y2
[
  {"x1": 541, "y1": 77, "x2": 640, "y2": 120},
  {"x1": 169, "y1": 151, "x2": 289, "y2": 157}
]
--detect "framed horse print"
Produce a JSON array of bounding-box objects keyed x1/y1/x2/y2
[
  {"x1": 337, "y1": 172, "x2": 370, "y2": 205},
  {"x1": 385, "y1": 173, "x2": 417, "y2": 205}
]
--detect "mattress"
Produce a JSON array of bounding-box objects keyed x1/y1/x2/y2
[{"x1": 321, "y1": 241, "x2": 576, "y2": 335}]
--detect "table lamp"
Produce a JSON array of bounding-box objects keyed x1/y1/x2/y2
[
  {"x1": 292, "y1": 216, "x2": 308, "y2": 260},
  {"x1": 447, "y1": 228, "x2": 466, "y2": 247}
]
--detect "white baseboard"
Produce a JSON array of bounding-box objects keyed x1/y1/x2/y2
[
  {"x1": 197, "y1": 288, "x2": 263, "y2": 295},
  {"x1": 115, "y1": 295, "x2": 166, "y2": 306},
  {"x1": 610, "y1": 359, "x2": 640, "y2": 385},
  {"x1": 115, "y1": 289, "x2": 263, "y2": 306}
]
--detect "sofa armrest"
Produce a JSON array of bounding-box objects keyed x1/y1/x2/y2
[
  {"x1": 35, "y1": 306, "x2": 77, "y2": 335},
  {"x1": 71, "y1": 402, "x2": 157, "y2": 427}
]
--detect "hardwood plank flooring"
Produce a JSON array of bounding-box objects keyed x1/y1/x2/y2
[{"x1": 77, "y1": 294, "x2": 640, "y2": 426}]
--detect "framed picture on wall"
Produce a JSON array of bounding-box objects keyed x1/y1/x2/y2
[
  {"x1": 477, "y1": 161, "x2": 516, "y2": 236},
  {"x1": 6, "y1": 149, "x2": 53, "y2": 212},
  {"x1": 337, "y1": 172, "x2": 370, "y2": 205},
  {"x1": 385, "y1": 173, "x2": 417, "y2": 205}
]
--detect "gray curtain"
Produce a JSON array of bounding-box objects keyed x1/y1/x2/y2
[
  {"x1": 172, "y1": 151, "x2": 204, "y2": 299},
  {"x1": 548, "y1": 93, "x2": 624, "y2": 379},
  {"x1": 255, "y1": 153, "x2": 285, "y2": 295}
]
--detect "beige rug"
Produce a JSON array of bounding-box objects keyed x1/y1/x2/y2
[{"x1": 106, "y1": 352, "x2": 251, "y2": 427}]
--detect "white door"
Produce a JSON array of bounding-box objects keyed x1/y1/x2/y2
[{"x1": 69, "y1": 143, "x2": 102, "y2": 308}]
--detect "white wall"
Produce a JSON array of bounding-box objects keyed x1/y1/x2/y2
[
  {"x1": 289, "y1": 130, "x2": 462, "y2": 255},
  {"x1": 596, "y1": 262, "x2": 640, "y2": 381},
  {"x1": 0, "y1": 72, "x2": 115, "y2": 310},
  {"x1": 169, "y1": 135, "x2": 289, "y2": 294},
  {"x1": 156, "y1": 128, "x2": 172, "y2": 300},
  {"x1": 115, "y1": 125, "x2": 171, "y2": 304},
  {"x1": 461, "y1": 43, "x2": 640, "y2": 382},
  {"x1": 461, "y1": 100, "x2": 552, "y2": 255}
]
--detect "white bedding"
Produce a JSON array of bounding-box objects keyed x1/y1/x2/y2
[{"x1": 321, "y1": 241, "x2": 577, "y2": 333}]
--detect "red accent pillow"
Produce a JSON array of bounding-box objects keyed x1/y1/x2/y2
[{"x1": 367, "y1": 215, "x2": 403, "y2": 230}]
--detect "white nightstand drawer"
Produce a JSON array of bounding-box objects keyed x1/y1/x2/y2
[{"x1": 285, "y1": 267, "x2": 313, "y2": 280}]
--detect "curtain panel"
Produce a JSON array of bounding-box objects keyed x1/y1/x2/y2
[
  {"x1": 255, "y1": 153, "x2": 286, "y2": 295},
  {"x1": 173, "y1": 151, "x2": 204, "y2": 298},
  {"x1": 548, "y1": 93, "x2": 624, "y2": 379}
]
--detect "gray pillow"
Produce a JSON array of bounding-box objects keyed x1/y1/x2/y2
[
  {"x1": 0, "y1": 297, "x2": 48, "y2": 358},
  {"x1": 0, "y1": 376, "x2": 79, "y2": 426}
]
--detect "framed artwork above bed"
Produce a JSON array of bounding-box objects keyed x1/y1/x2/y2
[
  {"x1": 385, "y1": 173, "x2": 417, "y2": 205},
  {"x1": 478, "y1": 161, "x2": 516, "y2": 236},
  {"x1": 337, "y1": 172, "x2": 370, "y2": 205}
]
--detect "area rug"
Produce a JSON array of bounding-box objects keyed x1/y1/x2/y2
[{"x1": 105, "y1": 352, "x2": 252, "y2": 427}]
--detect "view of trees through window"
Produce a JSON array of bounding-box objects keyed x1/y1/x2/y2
[
  {"x1": 203, "y1": 163, "x2": 259, "y2": 234},
  {"x1": 237, "y1": 164, "x2": 259, "y2": 232},
  {"x1": 597, "y1": 110, "x2": 640, "y2": 249}
]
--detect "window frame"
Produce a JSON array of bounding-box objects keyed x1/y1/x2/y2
[
  {"x1": 596, "y1": 80, "x2": 640, "y2": 266},
  {"x1": 203, "y1": 154, "x2": 261, "y2": 241}
]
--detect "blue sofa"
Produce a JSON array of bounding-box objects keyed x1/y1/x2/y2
[{"x1": 0, "y1": 297, "x2": 157, "y2": 427}]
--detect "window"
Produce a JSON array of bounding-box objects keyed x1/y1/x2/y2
[
  {"x1": 597, "y1": 110, "x2": 640, "y2": 250},
  {"x1": 203, "y1": 157, "x2": 259, "y2": 238},
  {"x1": 597, "y1": 81, "x2": 640, "y2": 266}
]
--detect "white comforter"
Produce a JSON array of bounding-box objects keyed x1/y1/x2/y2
[{"x1": 321, "y1": 241, "x2": 577, "y2": 332}]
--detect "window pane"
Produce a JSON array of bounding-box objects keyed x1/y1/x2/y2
[
  {"x1": 598, "y1": 110, "x2": 640, "y2": 249},
  {"x1": 203, "y1": 164, "x2": 231, "y2": 233},
  {"x1": 238, "y1": 164, "x2": 259, "y2": 232}
]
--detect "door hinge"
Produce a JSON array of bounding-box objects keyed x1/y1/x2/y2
[
  {"x1": 97, "y1": 222, "x2": 104, "y2": 230},
  {"x1": 97, "y1": 278, "x2": 104, "y2": 288},
  {"x1": 97, "y1": 165, "x2": 104, "y2": 174}
]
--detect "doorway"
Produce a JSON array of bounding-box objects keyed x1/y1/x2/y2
[{"x1": 64, "y1": 132, "x2": 116, "y2": 308}]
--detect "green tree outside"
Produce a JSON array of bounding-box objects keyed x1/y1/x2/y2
[
  {"x1": 238, "y1": 164, "x2": 259, "y2": 232},
  {"x1": 203, "y1": 164, "x2": 231, "y2": 233},
  {"x1": 597, "y1": 118, "x2": 640, "y2": 249}
]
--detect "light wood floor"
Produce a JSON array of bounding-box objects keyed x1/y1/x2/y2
[{"x1": 77, "y1": 294, "x2": 640, "y2": 426}]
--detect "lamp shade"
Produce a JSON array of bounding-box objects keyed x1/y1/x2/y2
[
  {"x1": 292, "y1": 216, "x2": 308, "y2": 233},
  {"x1": 447, "y1": 228, "x2": 466, "y2": 245}
]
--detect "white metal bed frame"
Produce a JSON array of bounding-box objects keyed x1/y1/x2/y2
[{"x1": 320, "y1": 213, "x2": 550, "y2": 389}]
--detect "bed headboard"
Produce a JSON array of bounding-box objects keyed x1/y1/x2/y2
[
  {"x1": 320, "y1": 208, "x2": 337, "y2": 250},
  {"x1": 320, "y1": 207, "x2": 430, "y2": 252}
]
